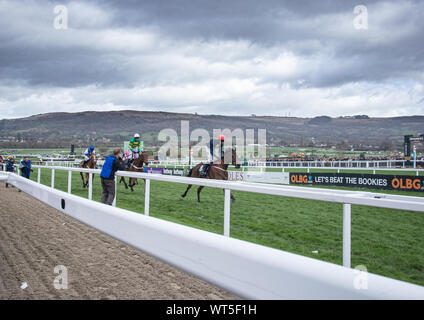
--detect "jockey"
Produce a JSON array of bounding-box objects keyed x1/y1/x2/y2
[
  {"x1": 127, "y1": 133, "x2": 142, "y2": 164},
  {"x1": 200, "y1": 134, "x2": 225, "y2": 177},
  {"x1": 82, "y1": 146, "x2": 95, "y2": 168},
  {"x1": 208, "y1": 134, "x2": 225, "y2": 164}
]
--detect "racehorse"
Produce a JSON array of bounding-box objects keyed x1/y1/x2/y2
[
  {"x1": 119, "y1": 151, "x2": 149, "y2": 192},
  {"x1": 181, "y1": 148, "x2": 240, "y2": 203},
  {"x1": 79, "y1": 154, "x2": 97, "y2": 188}
]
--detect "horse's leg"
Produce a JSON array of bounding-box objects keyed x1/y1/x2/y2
[
  {"x1": 85, "y1": 173, "x2": 89, "y2": 188},
  {"x1": 120, "y1": 176, "x2": 128, "y2": 189},
  {"x1": 230, "y1": 191, "x2": 236, "y2": 203},
  {"x1": 132, "y1": 178, "x2": 137, "y2": 192},
  {"x1": 129, "y1": 178, "x2": 135, "y2": 192},
  {"x1": 222, "y1": 188, "x2": 236, "y2": 202},
  {"x1": 181, "y1": 184, "x2": 192, "y2": 198},
  {"x1": 197, "y1": 186, "x2": 204, "y2": 203},
  {"x1": 80, "y1": 172, "x2": 86, "y2": 188}
]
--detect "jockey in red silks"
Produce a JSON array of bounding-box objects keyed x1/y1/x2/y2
[{"x1": 200, "y1": 134, "x2": 225, "y2": 177}]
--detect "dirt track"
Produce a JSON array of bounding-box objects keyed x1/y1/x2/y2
[{"x1": 0, "y1": 183, "x2": 239, "y2": 300}]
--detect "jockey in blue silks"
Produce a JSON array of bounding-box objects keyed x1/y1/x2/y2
[{"x1": 82, "y1": 146, "x2": 96, "y2": 168}]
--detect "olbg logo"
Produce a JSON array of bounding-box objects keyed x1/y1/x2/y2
[
  {"x1": 291, "y1": 174, "x2": 309, "y2": 184},
  {"x1": 391, "y1": 178, "x2": 422, "y2": 191}
]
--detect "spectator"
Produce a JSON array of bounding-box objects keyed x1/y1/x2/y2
[
  {"x1": 20, "y1": 157, "x2": 32, "y2": 179},
  {"x1": 100, "y1": 149, "x2": 125, "y2": 205},
  {"x1": 6, "y1": 156, "x2": 15, "y2": 172},
  {"x1": 5, "y1": 156, "x2": 15, "y2": 189}
]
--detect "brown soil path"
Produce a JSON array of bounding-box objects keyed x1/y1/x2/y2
[{"x1": 0, "y1": 184, "x2": 239, "y2": 300}]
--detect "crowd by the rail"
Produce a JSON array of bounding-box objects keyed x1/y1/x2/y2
[
  {"x1": 0, "y1": 155, "x2": 33, "y2": 178},
  {"x1": 265, "y1": 155, "x2": 423, "y2": 162}
]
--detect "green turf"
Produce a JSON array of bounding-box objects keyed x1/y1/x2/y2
[{"x1": 28, "y1": 167, "x2": 424, "y2": 287}]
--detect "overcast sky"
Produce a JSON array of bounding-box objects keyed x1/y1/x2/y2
[{"x1": 0, "y1": 0, "x2": 423, "y2": 119}]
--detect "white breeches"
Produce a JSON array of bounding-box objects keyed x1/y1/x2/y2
[
  {"x1": 206, "y1": 147, "x2": 220, "y2": 163},
  {"x1": 128, "y1": 151, "x2": 140, "y2": 160}
]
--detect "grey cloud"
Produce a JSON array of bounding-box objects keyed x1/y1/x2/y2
[{"x1": 0, "y1": 0, "x2": 423, "y2": 118}]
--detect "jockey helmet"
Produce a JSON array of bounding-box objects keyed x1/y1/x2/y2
[
  {"x1": 134, "y1": 133, "x2": 140, "y2": 138},
  {"x1": 90, "y1": 146, "x2": 95, "y2": 150},
  {"x1": 218, "y1": 134, "x2": 225, "y2": 141}
]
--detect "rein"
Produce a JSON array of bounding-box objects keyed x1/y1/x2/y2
[
  {"x1": 131, "y1": 163, "x2": 144, "y2": 170},
  {"x1": 212, "y1": 165, "x2": 227, "y2": 172}
]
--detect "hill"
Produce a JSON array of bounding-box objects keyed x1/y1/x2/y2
[{"x1": 0, "y1": 111, "x2": 423, "y2": 150}]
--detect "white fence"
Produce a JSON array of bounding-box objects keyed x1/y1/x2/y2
[
  {"x1": 243, "y1": 166, "x2": 424, "y2": 176},
  {"x1": 248, "y1": 159, "x2": 418, "y2": 169},
  {"x1": 2, "y1": 170, "x2": 424, "y2": 299},
  {"x1": 151, "y1": 159, "x2": 418, "y2": 169},
  {"x1": 26, "y1": 164, "x2": 424, "y2": 271}
]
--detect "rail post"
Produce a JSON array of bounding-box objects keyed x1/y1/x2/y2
[
  {"x1": 51, "y1": 169, "x2": 55, "y2": 188},
  {"x1": 224, "y1": 189, "x2": 231, "y2": 237},
  {"x1": 144, "y1": 178, "x2": 150, "y2": 216},
  {"x1": 37, "y1": 167, "x2": 41, "y2": 184},
  {"x1": 112, "y1": 177, "x2": 117, "y2": 207},
  {"x1": 67, "y1": 170, "x2": 72, "y2": 193},
  {"x1": 343, "y1": 203, "x2": 351, "y2": 268},
  {"x1": 88, "y1": 173, "x2": 93, "y2": 200}
]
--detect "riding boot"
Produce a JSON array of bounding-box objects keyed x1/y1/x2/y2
[
  {"x1": 200, "y1": 164, "x2": 210, "y2": 177},
  {"x1": 128, "y1": 159, "x2": 134, "y2": 169},
  {"x1": 199, "y1": 164, "x2": 207, "y2": 177},
  {"x1": 205, "y1": 163, "x2": 211, "y2": 176}
]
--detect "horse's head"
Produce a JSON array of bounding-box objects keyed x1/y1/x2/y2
[
  {"x1": 134, "y1": 152, "x2": 149, "y2": 167},
  {"x1": 223, "y1": 148, "x2": 240, "y2": 168},
  {"x1": 141, "y1": 151, "x2": 149, "y2": 166},
  {"x1": 232, "y1": 148, "x2": 240, "y2": 169}
]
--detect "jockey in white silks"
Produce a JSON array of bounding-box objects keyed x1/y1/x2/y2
[{"x1": 82, "y1": 146, "x2": 96, "y2": 167}]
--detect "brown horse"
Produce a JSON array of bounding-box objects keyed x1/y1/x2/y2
[
  {"x1": 119, "y1": 151, "x2": 149, "y2": 192},
  {"x1": 79, "y1": 154, "x2": 97, "y2": 188},
  {"x1": 181, "y1": 148, "x2": 240, "y2": 203}
]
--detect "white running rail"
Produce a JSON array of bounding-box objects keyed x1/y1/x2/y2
[
  {"x1": 20, "y1": 164, "x2": 424, "y2": 271},
  {"x1": 1, "y1": 171, "x2": 424, "y2": 299}
]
